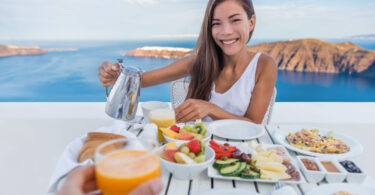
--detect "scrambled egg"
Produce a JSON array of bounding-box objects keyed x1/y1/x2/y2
[{"x1": 286, "y1": 129, "x2": 350, "y2": 154}]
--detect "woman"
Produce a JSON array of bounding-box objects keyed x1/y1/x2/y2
[{"x1": 98, "y1": 0, "x2": 277, "y2": 124}]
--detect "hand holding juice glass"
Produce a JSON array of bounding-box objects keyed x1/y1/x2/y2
[
  {"x1": 95, "y1": 138, "x2": 161, "y2": 195},
  {"x1": 148, "y1": 109, "x2": 176, "y2": 144}
]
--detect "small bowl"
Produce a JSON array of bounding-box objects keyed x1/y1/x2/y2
[
  {"x1": 160, "y1": 143, "x2": 215, "y2": 180},
  {"x1": 318, "y1": 158, "x2": 347, "y2": 183},
  {"x1": 346, "y1": 171, "x2": 367, "y2": 184},
  {"x1": 339, "y1": 160, "x2": 366, "y2": 184},
  {"x1": 296, "y1": 156, "x2": 325, "y2": 183},
  {"x1": 163, "y1": 130, "x2": 212, "y2": 144}
]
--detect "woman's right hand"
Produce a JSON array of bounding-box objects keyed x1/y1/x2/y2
[{"x1": 98, "y1": 61, "x2": 121, "y2": 87}]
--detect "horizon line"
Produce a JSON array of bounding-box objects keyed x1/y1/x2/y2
[{"x1": 1, "y1": 37, "x2": 375, "y2": 42}]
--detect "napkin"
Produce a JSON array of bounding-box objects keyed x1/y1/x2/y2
[
  {"x1": 271, "y1": 185, "x2": 298, "y2": 195},
  {"x1": 47, "y1": 121, "x2": 157, "y2": 193}
]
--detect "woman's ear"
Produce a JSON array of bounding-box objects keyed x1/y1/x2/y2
[{"x1": 249, "y1": 14, "x2": 256, "y2": 32}]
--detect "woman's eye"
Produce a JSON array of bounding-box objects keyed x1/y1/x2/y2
[{"x1": 212, "y1": 23, "x2": 220, "y2": 26}]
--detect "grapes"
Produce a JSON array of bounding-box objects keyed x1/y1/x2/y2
[
  {"x1": 194, "y1": 154, "x2": 205, "y2": 163},
  {"x1": 241, "y1": 153, "x2": 251, "y2": 164},
  {"x1": 188, "y1": 152, "x2": 196, "y2": 159},
  {"x1": 232, "y1": 149, "x2": 242, "y2": 158},
  {"x1": 180, "y1": 146, "x2": 190, "y2": 154},
  {"x1": 183, "y1": 125, "x2": 193, "y2": 132}
]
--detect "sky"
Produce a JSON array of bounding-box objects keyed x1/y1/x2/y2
[{"x1": 0, "y1": 0, "x2": 374, "y2": 40}]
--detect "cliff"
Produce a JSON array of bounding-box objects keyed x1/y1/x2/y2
[
  {"x1": 247, "y1": 38, "x2": 375, "y2": 75},
  {"x1": 125, "y1": 46, "x2": 194, "y2": 59},
  {"x1": 126, "y1": 39, "x2": 375, "y2": 77},
  {"x1": 0, "y1": 44, "x2": 46, "y2": 57}
]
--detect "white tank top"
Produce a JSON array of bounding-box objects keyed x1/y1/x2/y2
[{"x1": 204, "y1": 52, "x2": 261, "y2": 121}]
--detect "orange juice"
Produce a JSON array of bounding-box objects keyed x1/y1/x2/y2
[
  {"x1": 96, "y1": 150, "x2": 161, "y2": 195},
  {"x1": 149, "y1": 109, "x2": 175, "y2": 143}
]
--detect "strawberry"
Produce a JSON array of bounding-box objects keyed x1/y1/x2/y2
[
  {"x1": 186, "y1": 140, "x2": 201, "y2": 155},
  {"x1": 170, "y1": 125, "x2": 180, "y2": 133}
]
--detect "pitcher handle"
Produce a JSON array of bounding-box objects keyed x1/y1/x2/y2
[
  {"x1": 105, "y1": 59, "x2": 124, "y2": 98},
  {"x1": 105, "y1": 87, "x2": 110, "y2": 97}
]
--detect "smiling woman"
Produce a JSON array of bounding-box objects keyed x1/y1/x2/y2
[{"x1": 98, "y1": 0, "x2": 277, "y2": 124}]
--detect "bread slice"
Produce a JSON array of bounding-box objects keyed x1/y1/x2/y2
[{"x1": 78, "y1": 132, "x2": 125, "y2": 163}]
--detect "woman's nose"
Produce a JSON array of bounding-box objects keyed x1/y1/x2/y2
[{"x1": 221, "y1": 22, "x2": 234, "y2": 35}]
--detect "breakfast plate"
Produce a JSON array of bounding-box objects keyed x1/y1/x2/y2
[
  {"x1": 305, "y1": 183, "x2": 375, "y2": 195},
  {"x1": 207, "y1": 119, "x2": 265, "y2": 140},
  {"x1": 271, "y1": 125, "x2": 363, "y2": 159},
  {"x1": 207, "y1": 141, "x2": 306, "y2": 184}
]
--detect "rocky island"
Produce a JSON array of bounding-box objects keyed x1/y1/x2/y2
[
  {"x1": 124, "y1": 46, "x2": 194, "y2": 59},
  {"x1": 0, "y1": 44, "x2": 78, "y2": 57},
  {"x1": 125, "y1": 39, "x2": 375, "y2": 77},
  {"x1": 0, "y1": 44, "x2": 46, "y2": 57}
]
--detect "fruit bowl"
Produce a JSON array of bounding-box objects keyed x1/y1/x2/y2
[
  {"x1": 162, "y1": 123, "x2": 212, "y2": 144},
  {"x1": 160, "y1": 142, "x2": 215, "y2": 180}
]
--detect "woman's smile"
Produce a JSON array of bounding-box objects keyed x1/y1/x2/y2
[{"x1": 221, "y1": 38, "x2": 240, "y2": 46}]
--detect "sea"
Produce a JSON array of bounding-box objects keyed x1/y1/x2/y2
[{"x1": 0, "y1": 39, "x2": 374, "y2": 102}]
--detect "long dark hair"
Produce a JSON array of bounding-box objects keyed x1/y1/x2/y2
[{"x1": 186, "y1": 0, "x2": 256, "y2": 101}]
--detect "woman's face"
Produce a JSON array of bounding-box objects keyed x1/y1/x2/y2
[{"x1": 211, "y1": 0, "x2": 254, "y2": 57}]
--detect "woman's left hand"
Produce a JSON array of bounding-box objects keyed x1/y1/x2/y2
[{"x1": 175, "y1": 99, "x2": 213, "y2": 123}]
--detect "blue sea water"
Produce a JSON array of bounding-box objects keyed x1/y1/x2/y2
[{"x1": 0, "y1": 39, "x2": 374, "y2": 102}]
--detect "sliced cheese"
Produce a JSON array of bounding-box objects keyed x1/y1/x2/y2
[
  {"x1": 256, "y1": 161, "x2": 287, "y2": 173},
  {"x1": 260, "y1": 169, "x2": 291, "y2": 180}
]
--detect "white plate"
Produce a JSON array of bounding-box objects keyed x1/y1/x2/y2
[
  {"x1": 306, "y1": 183, "x2": 375, "y2": 195},
  {"x1": 207, "y1": 141, "x2": 306, "y2": 184},
  {"x1": 272, "y1": 125, "x2": 363, "y2": 159},
  {"x1": 207, "y1": 119, "x2": 264, "y2": 140},
  {"x1": 194, "y1": 188, "x2": 259, "y2": 195}
]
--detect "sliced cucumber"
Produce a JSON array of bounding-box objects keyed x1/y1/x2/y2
[
  {"x1": 219, "y1": 162, "x2": 241, "y2": 176},
  {"x1": 240, "y1": 169, "x2": 261, "y2": 179},
  {"x1": 213, "y1": 158, "x2": 240, "y2": 169},
  {"x1": 229, "y1": 162, "x2": 247, "y2": 176}
]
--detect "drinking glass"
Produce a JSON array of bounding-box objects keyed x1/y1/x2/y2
[
  {"x1": 95, "y1": 138, "x2": 161, "y2": 195},
  {"x1": 148, "y1": 108, "x2": 176, "y2": 144},
  {"x1": 141, "y1": 101, "x2": 170, "y2": 123}
]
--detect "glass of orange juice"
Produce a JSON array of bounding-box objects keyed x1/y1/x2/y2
[
  {"x1": 148, "y1": 108, "x2": 176, "y2": 144},
  {"x1": 95, "y1": 138, "x2": 161, "y2": 195}
]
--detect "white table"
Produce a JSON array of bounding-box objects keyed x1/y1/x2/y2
[
  {"x1": 1, "y1": 102, "x2": 374, "y2": 194},
  {"x1": 125, "y1": 118, "x2": 375, "y2": 195}
]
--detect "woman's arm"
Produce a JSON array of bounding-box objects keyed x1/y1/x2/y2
[
  {"x1": 175, "y1": 54, "x2": 277, "y2": 124},
  {"x1": 98, "y1": 55, "x2": 195, "y2": 88},
  {"x1": 141, "y1": 55, "x2": 194, "y2": 87},
  {"x1": 243, "y1": 54, "x2": 277, "y2": 124}
]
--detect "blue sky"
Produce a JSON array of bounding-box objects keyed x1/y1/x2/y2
[{"x1": 0, "y1": 0, "x2": 374, "y2": 40}]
